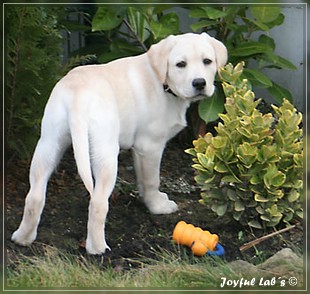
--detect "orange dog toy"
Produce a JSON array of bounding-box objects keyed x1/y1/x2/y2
[{"x1": 172, "y1": 221, "x2": 224, "y2": 256}]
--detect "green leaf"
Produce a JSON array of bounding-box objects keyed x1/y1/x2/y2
[
  {"x1": 287, "y1": 190, "x2": 300, "y2": 202},
  {"x1": 185, "y1": 148, "x2": 196, "y2": 157},
  {"x1": 250, "y1": 175, "x2": 261, "y2": 185},
  {"x1": 260, "y1": 214, "x2": 271, "y2": 221},
  {"x1": 150, "y1": 12, "x2": 179, "y2": 41},
  {"x1": 243, "y1": 68, "x2": 273, "y2": 88},
  {"x1": 262, "y1": 51, "x2": 297, "y2": 70},
  {"x1": 263, "y1": 164, "x2": 286, "y2": 189},
  {"x1": 204, "y1": 175, "x2": 216, "y2": 185},
  {"x1": 204, "y1": 7, "x2": 228, "y2": 19},
  {"x1": 190, "y1": 20, "x2": 218, "y2": 32},
  {"x1": 189, "y1": 7, "x2": 208, "y2": 18},
  {"x1": 234, "y1": 201, "x2": 245, "y2": 212},
  {"x1": 92, "y1": 7, "x2": 126, "y2": 31},
  {"x1": 227, "y1": 189, "x2": 237, "y2": 201},
  {"x1": 237, "y1": 142, "x2": 258, "y2": 167},
  {"x1": 197, "y1": 153, "x2": 214, "y2": 171},
  {"x1": 98, "y1": 40, "x2": 142, "y2": 63},
  {"x1": 213, "y1": 203, "x2": 228, "y2": 216},
  {"x1": 250, "y1": 6, "x2": 281, "y2": 24},
  {"x1": 98, "y1": 51, "x2": 128, "y2": 64},
  {"x1": 233, "y1": 212, "x2": 243, "y2": 221},
  {"x1": 203, "y1": 190, "x2": 223, "y2": 200},
  {"x1": 192, "y1": 135, "x2": 211, "y2": 153},
  {"x1": 266, "y1": 217, "x2": 282, "y2": 227},
  {"x1": 257, "y1": 145, "x2": 278, "y2": 164},
  {"x1": 189, "y1": 7, "x2": 227, "y2": 19},
  {"x1": 194, "y1": 174, "x2": 209, "y2": 185},
  {"x1": 266, "y1": 204, "x2": 282, "y2": 217},
  {"x1": 254, "y1": 193, "x2": 269, "y2": 202},
  {"x1": 230, "y1": 42, "x2": 273, "y2": 57},
  {"x1": 214, "y1": 161, "x2": 228, "y2": 173},
  {"x1": 219, "y1": 62, "x2": 245, "y2": 83},
  {"x1": 192, "y1": 164, "x2": 208, "y2": 172},
  {"x1": 221, "y1": 175, "x2": 241, "y2": 183},
  {"x1": 248, "y1": 220, "x2": 262, "y2": 229},
  {"x1": 263, "y1": 52, "x2": 297, "y2": 70},
  {"x1": 256, "y1": 205, "x2": 265, "y2": 214},
  {"x1": 293, "y1": 180, "x2": 303, "y2": 190},
  {"x1": 267, "y1": 13, "x2": 285, "y2": 27},
  {"x1": 110, "y1": 39, "x2": 142, "y2": 54},
  {"x1": 283, "y1": 212, "x2": 293, "y2": 223},
  {"x1": 247, "y1": 19, "x2": 270, "y2": 31},
  {"x1": 61, "y1": 20, "x2": 91, "y2": 32},
  {"x1": 259, "y1": 34, "x2": 275, "y2": 50},
  {"x1": 272, "y1": 55, "x2": 297, "y2": 70},
  {"x1": 268, "y1": 82, "x2": 293, "y2": 104},
  {"x1": 198, "y1": 91, "x2": 224, "y2": 124},
  {"x1": 212, "y1": 136, "x2": 227, "y2": 149},
  {"x1": 127, "y1": 7, "x2": 150, "y2": 43}
]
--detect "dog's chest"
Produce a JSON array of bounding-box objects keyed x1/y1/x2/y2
[
  {"x1": 147, "y1": 98, "x2": 188, "y2": 142},
  {"x1": 165, "y1": 111, "x2": 187, "y2": 140},
  {"x1": 118, "y1": 97, "x2": 188, "y2": 149}
]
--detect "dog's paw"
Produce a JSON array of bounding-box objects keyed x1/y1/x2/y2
[
  {"x1": 86, "y1": 238, "x2": 111, "y2": 255},
  {"x1": 11, "y1": 229, "x2": 36, "y2": 246},
  {"x1": 145, "y1": 192, "x2": 178, "y2": 214}
]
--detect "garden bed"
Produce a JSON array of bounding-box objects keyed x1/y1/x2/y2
[{"x1": 6, "y1": 133, "x2": 303, "y2": 272}]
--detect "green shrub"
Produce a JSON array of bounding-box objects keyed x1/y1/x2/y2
[
  {"x1": 186, "y1": 62, "x2": 303, "y2": 229},
  {"x1": 6, "y1": 6, "x2": 63, "y2": 159}
]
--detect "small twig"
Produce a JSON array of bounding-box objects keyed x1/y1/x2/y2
[{"x1": 239, "y1": 225, "x2": 296, "y2": 252}]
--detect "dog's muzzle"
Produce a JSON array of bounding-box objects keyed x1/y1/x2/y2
[{"x1": 192, "y1": 78, "x2": 206, "y2": 91}]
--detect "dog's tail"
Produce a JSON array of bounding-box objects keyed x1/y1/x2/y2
[{"x1": 70, "y1": 121, "x2": 94, "y2": 196}]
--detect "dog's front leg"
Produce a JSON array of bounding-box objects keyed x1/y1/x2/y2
[{"x1": 132, "y1": 145, "x2": 178, "y2": 214}]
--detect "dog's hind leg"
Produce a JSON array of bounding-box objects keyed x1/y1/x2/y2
[
  {"x1": 85, "y1": 123, "x2": 119, "y2": 255},
  {"x1": 11, "y1": 116, "x2": 70, "y2": 246}
]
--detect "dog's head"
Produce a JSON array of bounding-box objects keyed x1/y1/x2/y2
[{"x1": 148, "y1": 32, "x2": 227, "y2": 100}]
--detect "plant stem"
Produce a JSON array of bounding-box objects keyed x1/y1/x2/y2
[{"x1": 239, "y1": 225, "x2": 296, "y2": 251}]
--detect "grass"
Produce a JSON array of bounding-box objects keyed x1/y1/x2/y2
[
  {"x1": 6, "y1": 246, "x2": 236, "y2": 289},
  {"x1": 5, "y1": 245, "x2": 303, "y2": 290}
]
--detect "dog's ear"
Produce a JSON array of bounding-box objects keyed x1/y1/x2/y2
[
  {"x1": 147, "y1": 35, "x2": 177, "y2": 84},
  {"x1": 202, "y1": 32, "x2": 228, "y2": 69}
]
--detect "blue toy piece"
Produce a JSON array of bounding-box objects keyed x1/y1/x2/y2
[{"x1": 207, "y1": 243, "x2": 225, "y2": 256}]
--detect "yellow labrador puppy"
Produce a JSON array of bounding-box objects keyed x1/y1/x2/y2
[{"x1": 12, "y1": 32, "x2": 227, "y2": 255}]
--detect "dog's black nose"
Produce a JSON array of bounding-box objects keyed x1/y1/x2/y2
[{"x1": 192, "y1": 78, "x2": 206, "y2": 91}]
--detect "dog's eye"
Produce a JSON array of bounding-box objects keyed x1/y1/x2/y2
[
  {"x1": 176, "y1": 61, "x2": 187, "y2": 68},
  {"x1": 203, "y1": 58, "x2": 212, "y2": 65}
]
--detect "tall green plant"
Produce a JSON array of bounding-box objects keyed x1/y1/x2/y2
[
  {"x1": 189, "y1": 6, "x2": 297, "y2": 123},
  {"x1": 88, "y1": 5, "x2": 297, "y2": 125},
  {"x1": 186, "y1": 62, "x2": 303, "y2": 229},
  {"x1": 6, "y1": 6, "x2": 63, "y2": 159},
  {"x1": 90, "y1": 6, "x2": 180, "y2": 63}
]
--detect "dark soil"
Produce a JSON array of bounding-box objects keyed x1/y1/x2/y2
[{"x1": 6, "y1": 133, "x2": 303, "y2": 271}]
